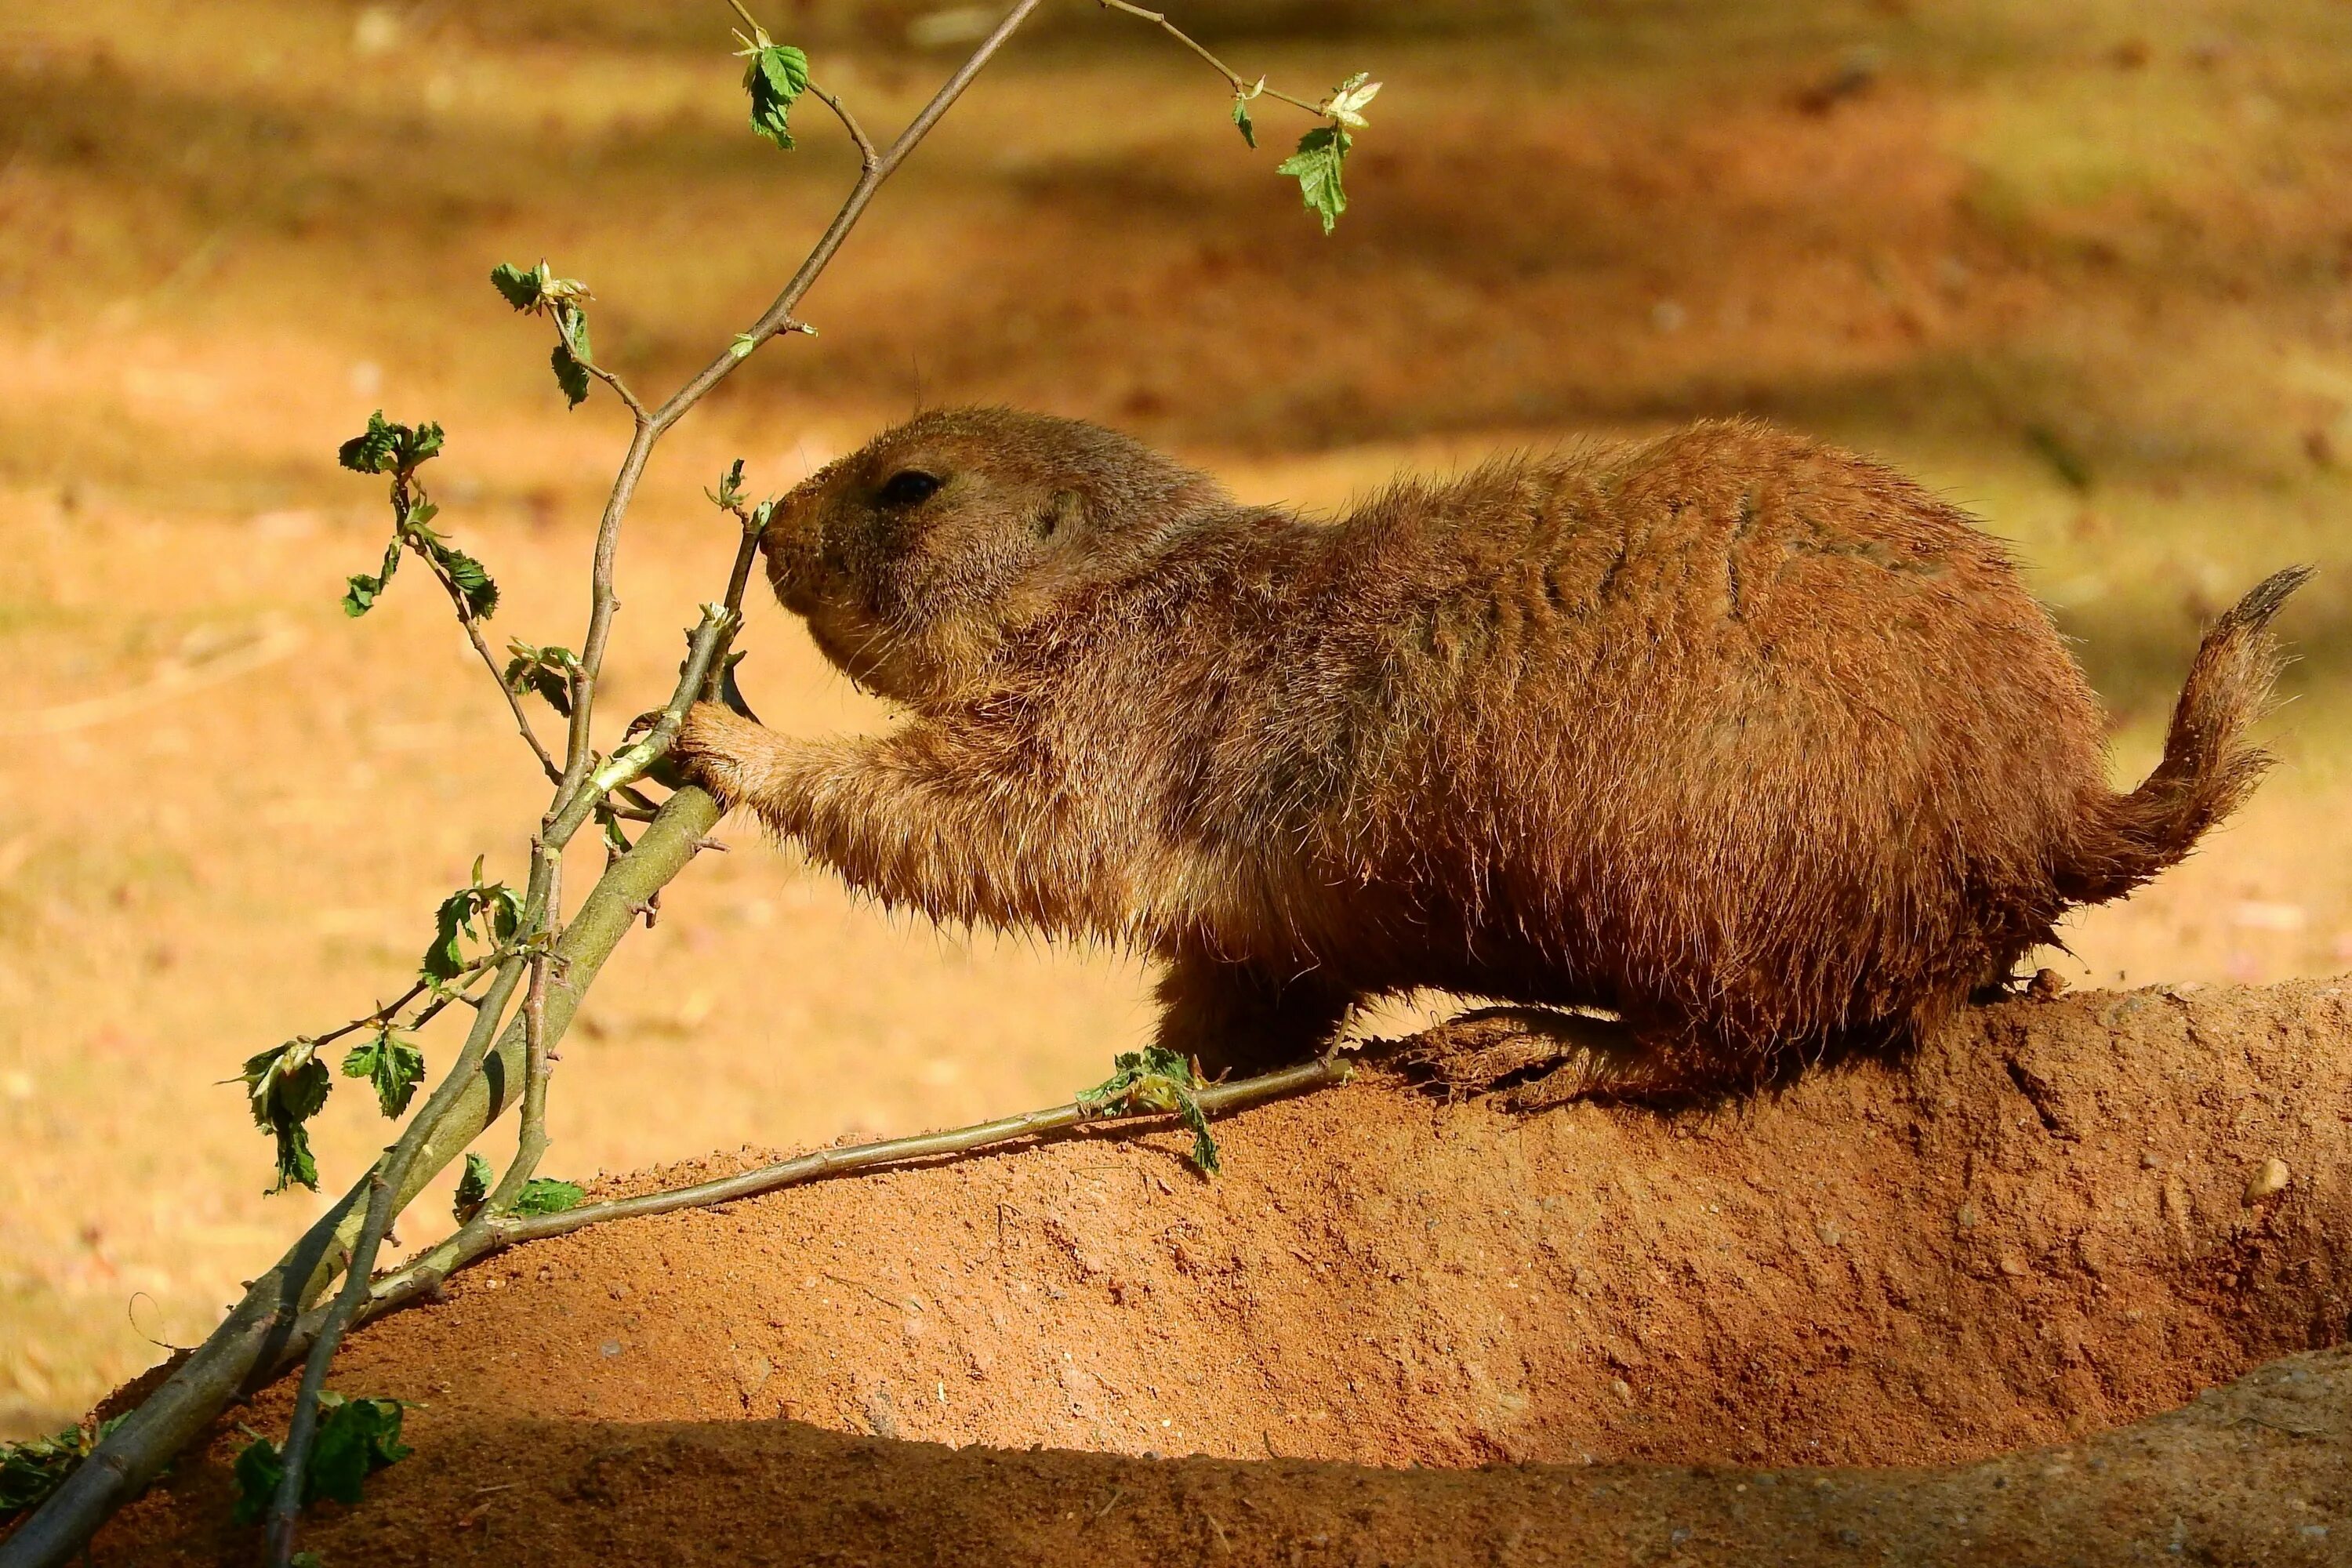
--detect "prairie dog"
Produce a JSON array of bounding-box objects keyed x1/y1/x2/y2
[{"x1": 670, "y1": 408, "x2": 2307, "y2": 1085}]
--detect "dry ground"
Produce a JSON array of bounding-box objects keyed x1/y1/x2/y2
[
  {"x1": 3, "y1": 0, "x2": 2351, "y2": 1439},
  {"x1": 89, "y1": 979, "x2": 2352, "y2": 1564}
]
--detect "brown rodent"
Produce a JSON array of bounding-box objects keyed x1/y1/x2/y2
[{"x1": 669, "y1": 408, "x2": 2308, "y2": 1087}]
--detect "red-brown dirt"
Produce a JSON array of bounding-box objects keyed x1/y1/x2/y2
[{"x1": 82, "y1": 976, "x2": 2352, "y2": 1565}]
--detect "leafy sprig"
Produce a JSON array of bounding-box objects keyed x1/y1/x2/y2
[
  {"x1": 1, "y1": 1417, "x2": 126, "y2": 1523},
  {"x1": 1076, "y1": 1045, "x2": 1221, "y2": 1175},
  {"x1": 340, "y1": 1026, "x2": 425, "y2": 1119},
  {"x1": 1094, "y1": 2, "x2": 1375, "y2": 234},
  {"x1": 1277, "y1": 73, "x2": 1379, "y2": 234},
  {"x1": 339, "y1": 412, "x2": 498, "y2": 620},
  {"x1": 706, "y1": 458, "x2": 781, "y2": 534},
  {"x1": 336, "y1": 409, "x2": 443, "y2": 476},
  {"x1": 503, "y1": 639, "x2": 582, "y2": 718},
  {"x1": 238, "y1": 1039, "x2": 333, "y2": 1193},
  {"x1": 489, "y1": 260, "x2": 598, "y2": 409},
  {"x1": 706, "y1": 458, "x2": 750, "y2": 511},
  {"x1": 739, "y1": 34, "x2": 810, "y2": 151}
]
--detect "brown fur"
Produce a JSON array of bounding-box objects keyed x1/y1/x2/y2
[{"x1": 670, "y1": 408, "x2": 2309, "y2": 1083}]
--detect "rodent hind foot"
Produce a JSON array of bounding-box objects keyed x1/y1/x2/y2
[{"x1": 1367, "y1": 1006, "x2": 1709, "y2": 1111}]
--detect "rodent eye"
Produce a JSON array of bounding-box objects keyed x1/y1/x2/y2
[{"x1": 877, "y1": 470, "x2": 942, "y2": 507}]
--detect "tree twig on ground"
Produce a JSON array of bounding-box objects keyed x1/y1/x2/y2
[{"x1": 288, "y1": 1055, "x2": 1356, "y2": 1377}]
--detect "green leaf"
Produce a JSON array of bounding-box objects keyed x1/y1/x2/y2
[
  {"x1": 0, "y1": 1432, "x2": 78, "y2": 1520},
  {"x1": 230, "y1": 1434, "x2": 283, "y2": 1527},
  {"x1": 551, "y1": 344, "x2": 590, "y2": 409},
  {"x1": 492, "y1": 260, "x2": 591, "y2": 318},
  {"x1": 503, "y1": 640, "x2": 579, "y2": 717},
  {"x1": 489, "y1": 260, "x2": 544, "y2": 311},
  {"x1": 423, "y1": 867, "x2": 522, "y2": 985},
  {"x1": 337, "y1": 412, "x2": 445, "y2": 475},
  {"x1": 742, "y1": 42, "x2": 810, "y2": 151},
  {"x1": 341, "y1": 536, "x2": 403, "y2": 618},
  {"x1": 454, "y1": 1151, "x2": 493, "y2": 1222},
  {"x1": 558, "y1": 303, "x2": 592, "y2": 361},
  {"x1": 514, "y1": 1177, "x2": 586, "y2": 1216},
  {"x1": 1231, "y1": 94, "x2": 1256, "y2": 149},
  {"x1": 1277, "y1": 125, "x2": 1352, "y2": 235},
  {"x1": 273, "y1": 1123, "x2": 318, "y2": 1193},
  {"x1": 307, "y1": 1394, "x2": 412, "y2": 1508},
  {"x1": 1324, "y1": 71, "x2": 1381, "y2": 129},
  {"x1": 1178, "y1": 1096, "x2": 1221, "y2": 1174},
  {"x1": 230, "y1": 1396, "x2": 410, "y2": 1529},
  {"x1": 340, "y1": 1028, "x2": 425, "y2": 1119},
  {"x1": 729, "y1": 332, "x2": 760, "y2": 360},
  {"x1": 337, "y1": 410, "x2": 402, "y2": 475},
  {"x1": 239, "y1": 1040, "x2": 332, "y2": 1193},
  {"x1": 549, "y1": 301, "x2": 594, "y2": 408},
  {"x1": 426, "y1": 539, "x2": 499, "y2": 619}
]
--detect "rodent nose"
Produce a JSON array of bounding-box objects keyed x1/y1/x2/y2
[{"x1": 759, "y1": 494, "x2": 826, "y2": 605}]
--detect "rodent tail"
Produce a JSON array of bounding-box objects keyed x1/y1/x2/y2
[{"x1": 2056, "y1": 565, "x2": 2313, "y2": 906}]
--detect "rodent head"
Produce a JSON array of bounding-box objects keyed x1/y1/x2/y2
[{"x1": 762, "y1": 407, "x2": 1228, "y2": 707}]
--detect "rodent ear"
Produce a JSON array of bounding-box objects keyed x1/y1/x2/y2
[{"x1": 1036, "y1": 488, "x2": 1086, "y2": 541}]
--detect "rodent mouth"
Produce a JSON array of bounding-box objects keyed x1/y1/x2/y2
[{"x1": 760, "y1": 533, "x2": 823, "y2": 615}]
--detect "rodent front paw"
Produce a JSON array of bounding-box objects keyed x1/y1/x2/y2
[{"x1": 665, "y1": 701, "x2": 769, "y2": 805}]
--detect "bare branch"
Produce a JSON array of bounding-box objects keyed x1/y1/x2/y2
[
  {"x1": 580, "y1": 358, "x2": 648, "y2": 423},
  {"x1": 810, "y1": 82, "x2": 879, "y2": 170},
  {"x1": 1094, "y1": 0, "x2": 1327, "y2": 114}
]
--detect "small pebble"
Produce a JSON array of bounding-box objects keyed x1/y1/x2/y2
[
  {"x1": 2245, "y1": 1156, "x2": 2291, "y2": 1203},
  {"x1": 1610, "y1": 1377, "x2": 1634, "y2": 1404}
]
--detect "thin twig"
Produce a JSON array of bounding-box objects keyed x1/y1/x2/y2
[
  {"x1": 810, "y1": 83, "x2": 878, "y2": 170},
  {"x1": 579, "y1": 358, "x2": 648, "y2": 422},
  {"x1": 484, "y1": 849, "x2": 561, "y2": 1214},
  {"x1": 327, "y1": 1054, "x2": 1353, "y2": 1339},
  {"x1": 1094, "y1": 0, "x2": 1325, "y2": 114},
  {"x1": 307, "y1": 980, "x2": 430, "y2": 1051},
  {"x1": 415, "y1": 543, "x2": 564, "y2": 786},
  {"x1": 644, "y1": 0, "x2": 1051, "y2": 440}
]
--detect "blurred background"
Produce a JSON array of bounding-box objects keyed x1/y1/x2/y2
[{"x1": 3, "y1": 0, "x2": 2349, "y2": 1437}]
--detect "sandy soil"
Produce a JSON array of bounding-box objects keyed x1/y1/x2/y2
[{"x1": 74, "y1": 976, "x2": 2352, "y2": 1563}]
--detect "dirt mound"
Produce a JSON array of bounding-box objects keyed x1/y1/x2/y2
[{"x1": 85, "y1": 978, "x2": 2352, "y2": 1564}]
